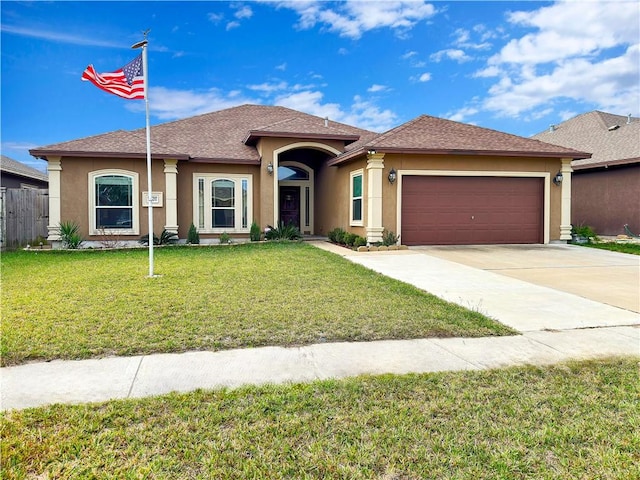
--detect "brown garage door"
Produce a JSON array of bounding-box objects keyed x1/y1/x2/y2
[{"x1": 401, "y1": 176, "x2": 544, "y2": 245}]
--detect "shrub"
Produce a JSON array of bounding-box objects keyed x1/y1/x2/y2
[
  {"x1": 59, "y1": 221, "x2": 83, "y2": 249},
  {"x1": 382, "y1": 229, "x2": 400, "y2": 246},
  {"x1": 219, "y1": 232, "x2": 232, "y2": 244},
  {"x1": 572, "y1": 225, "x2": 599, "y2": 243},
  {"x1": 250, "y1": 221, "x2": 261, "y2": 241},
  {"x1": 139, "y1": 230, "x2": 178, "y2": 246},
  {"x1": 265, "y1": 222, "x2": 302, "y2": 241},
  {"x1": 328, "y1": 227, "x2": 345, "y2": 244},
  {"x1": 343, "y1": 232, "x2": 357, "y2": 247},
  {"x1": 353, "y1": 235, "x2": 367, "y2": 248},
  {"x1": 187, "y1": 223, "x2": 200, "y2": 244}
]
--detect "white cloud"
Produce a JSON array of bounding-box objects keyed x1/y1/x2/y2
[
  {"x1": 226, "y1": 21, "x2": 241, "y2": 31},
  {"x1": 446, "y1": 107, "x2": 479, "y2": 123},
  {"x1": 274, "y1": 1, "x2": 437, "y2": 39},
  {"x1": 430, "y1": 49, "x2": 472, "y2": 63},
  {"x1": 274, "y1": 90, "x2": 397, "y2": 132},
  {"x1": 275, "y1": 62, "x2": 287, "y2": 71},
  {"x1": 234, "y1": 5, "x2": 253, "y2": 19},
  {"x1": 367, "y1": 84, "x2": 389, "y2": 93},
  {"x1": 247, "y1": 81, "x2": 289, "y2": 93},
  {"x1": 0, "y1": 24, "x2": 124, "y2": 49},
  {"x1": 129, "y1": 87, "x2": 257, "y2": 120},
  {"x1": 475, "y1": 1, "x2": 640, "y2": 118},
  {"x1": 418, "y1": 73, "x2": 431, "y2": 82},
  {"x1": 207, "y1": 12, "x2": 224, "y2": 24}
]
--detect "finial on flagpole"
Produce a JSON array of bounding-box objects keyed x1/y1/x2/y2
[{"x1": 132, "y1": 30, "x2": 150, "y2": 50}]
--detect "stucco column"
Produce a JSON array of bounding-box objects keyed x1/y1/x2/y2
[
  {"x1": 163, "y1": 159, "x2": 179, "y2": 232},
  {"x1": 366, "y1": 152, "x2": 385, "y2": 244},
  {"x1": 559, "y1": 158, "x2": 573, "y2": 241},
  {"x1": 47, "y1": 157, "x2": 62, "y2": 241}
]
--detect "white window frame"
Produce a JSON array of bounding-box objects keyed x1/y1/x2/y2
[
  {"x1": 350, "y1": 169, "x2": 364, "y2": 226},
  {"x1": 193, "y1": 173, "x2": 253, "y2": 233},
  {"x1": 88, "y1": 169, "x2": 139, "y2": 235}
]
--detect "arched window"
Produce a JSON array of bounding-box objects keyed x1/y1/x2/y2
[
  {"x1": 278, "y1": 165, "x2": 309, "y2": 181},
  {"x1": 89, "y1": 170, "x2": 139, "y2": 234}
]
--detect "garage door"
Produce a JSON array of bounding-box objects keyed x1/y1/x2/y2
[{"x1": 401, "y1": 176, "x2": 544, "y2": 245}]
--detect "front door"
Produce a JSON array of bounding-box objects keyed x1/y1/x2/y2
[{"x1": 280, "y1": 186, "x2": 300, "y2": 229}]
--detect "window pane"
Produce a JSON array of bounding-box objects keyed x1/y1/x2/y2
[
  {"x1": 213, "y1": 209, "x2": 234, "y2": 228},
  {"x1": 353, "y1": 174, "x2": 362, "y2": 197},
  {"x1": 212, "y1": 179, "x2": 235, "y2": 207},
  {"x1": 353, "y1": 199, "x2": 362, "y2": 221},
  {"x1": 97, "y1": 208, "x2": 132, "y2": 229},
  {"x1": 278, "y1": 166, "x2": 309, "y2": 181},
  {"x1": 198, "y1": 179, "x2": 205, "y2": 229},
  {"x1": 96, "y1": 176, "x2": 132, "y2": 207},
  {"x1": 242, "y1": 179, "x2": 248, "y2": 229}
]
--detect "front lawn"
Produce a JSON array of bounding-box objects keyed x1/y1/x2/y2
[
  {"x1": 1, "y1": 242, "x2": 513, "y2": 366},
  {"x1": 2, "y1": 357, "x2": 638, "y2": 479},
  {"x1": 579, "y1": 241, "x2": 640, "y2": 255}
]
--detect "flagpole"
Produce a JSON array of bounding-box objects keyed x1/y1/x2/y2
[{"x1": 132, "y1": 32, "x2": 154, "y2": 277}]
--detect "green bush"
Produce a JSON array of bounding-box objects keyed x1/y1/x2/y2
[
  {"x1": 353, "y1": 236, "x2": 367, "y2": 248},
  {"x1": 265, "y1": 222, "x2": 302, "y2": 241},
  {"x1": 250, "y1": 221, "x2": 261, "y2": 242},
  {"x1": 219, "y1": 232, "x2": 232, "y2": 244},
  {"x1": 572, "y1": 225, "x2": 599, "y2": 243},
  {"x1": 328, "y1": 227, "x2": 345, "y2": 244},
  {"x1": 139, "y1": 230, "x2": 178, "y2": 246},
  {"x1": 343, "y1": 232, "x2": 357, "y2": 247},
  {"x1": 382, "y1": 229, "x2": 400, "y2": 246},
  {"x1": 59, "y1": 221, "x2": 83, "y2": 249},
  {"x1": 187, "y1": 223, "x2": 200, "y2": 244}
]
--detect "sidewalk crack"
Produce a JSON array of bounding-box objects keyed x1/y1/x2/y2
[{"x1": 127, "y1": 356, "x2": 144, "y2": 398}]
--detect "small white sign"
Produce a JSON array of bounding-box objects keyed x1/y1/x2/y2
[{"x1": 142, "y1": 191, "x2": 163, "y2": 207}]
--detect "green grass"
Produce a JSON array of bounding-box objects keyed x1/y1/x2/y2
[
  {"x1": 1, "y1": 243, "x2": 513, "y2": 366},
  {"x1": 580, "y1": 242, "x2": 640, "y2": 255},
  {"x1": 2, "y1": 357, "x2": 638, "y2": 479}
]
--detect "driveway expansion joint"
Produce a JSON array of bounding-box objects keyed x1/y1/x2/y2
[{"x1": 127, "y1": 356, "x2": 144, "y2": 398}]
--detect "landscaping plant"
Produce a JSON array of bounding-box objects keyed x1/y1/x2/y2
[
  {"x1": 250, "y1": 221, "x2": 262, "y2": 241},
  {"x1": 58, "y1": 221, "x2": 83, "y2": 249},
  {"x1": 265, "y1": 222, "x2": 302, "y2": 241},
  {"x1": 187, "y1": 223, "x2": 200, "y2": 244}
]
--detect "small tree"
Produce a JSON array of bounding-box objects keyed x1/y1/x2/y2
[
  {"x1": 59, "y1": 221, "x2": 83, "y2": 249},
  {"x1": 250, "y1": 221, "x2": 261, "y2": 241},
  {"x1": 187, "y1": 223, "x2": 200, "y2": 244}
]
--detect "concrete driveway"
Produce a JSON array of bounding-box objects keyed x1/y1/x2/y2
[{"x1": 412, "y1": 244, "x2": 639, "y2": 313}]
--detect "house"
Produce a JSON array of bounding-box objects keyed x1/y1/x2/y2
[
  {"x1": 533, "y1": 111, "x2": 640, "y2": 236},
  {"x1": 1, "y1": 155, "x2": 48, "y2": 189},
  {"x1": 29, "y1": 104, "x2": 589, "y2": 247}
]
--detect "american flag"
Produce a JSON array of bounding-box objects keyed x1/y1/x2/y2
[{"x1": 82, "y1": 54, "x2": 144, "y2": 100}]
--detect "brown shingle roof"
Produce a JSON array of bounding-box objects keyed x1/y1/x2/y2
[
  {"x1": 30, "y1": 105, "x2": 374, "y2": 163},
  {"x1": 332, "y1": 115, "x2": 589, "y2": 165},
  {"x1": 532, "y1": 111, "x2": 640, "y2": 170}
]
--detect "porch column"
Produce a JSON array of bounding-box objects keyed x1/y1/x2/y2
[
  {"x1": 366, "y1": 151, "x2": 385, "y2": 244},
  {"x1": 47, "y1": 157, "x2": 62, "y2": 241},
  {"x1": 559, "y1": 158, "x2": 573, "y2": 241},
  {"x1": 163, "y1": 159, "x2": 179, "y2": 232}
]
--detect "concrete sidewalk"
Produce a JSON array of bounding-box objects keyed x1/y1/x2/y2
[{"x1": 2, "y1": 242, "x2": 638, "y2": 411}]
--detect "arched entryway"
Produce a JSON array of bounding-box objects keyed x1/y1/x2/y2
[{"x1": 272, "y1": 142, "x2": 341, "y2": 235}]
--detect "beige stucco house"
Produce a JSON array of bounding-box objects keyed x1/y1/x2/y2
[{"x1": 30, "y1": 104, "x2": 589, "y2": 247}]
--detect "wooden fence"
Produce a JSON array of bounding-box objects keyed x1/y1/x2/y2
[{"x1": 0, "y1": 188, "x2": 49, "y2": 250}]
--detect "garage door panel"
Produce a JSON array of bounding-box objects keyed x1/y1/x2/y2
[{"x1": 401, "y1": 176, "x2": 543, "y2": 245}]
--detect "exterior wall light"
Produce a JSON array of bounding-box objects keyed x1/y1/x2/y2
[
  {"x1": 553, "y1": 171, "x2": 563, "y2": 186},
  {"x1": 267, "y1": 162, "x2": 274, "y2": 175},
  {"x1": 388, "y1": 168, "x2": 397, "y2": 184},
  {"x1": 367, "y1": 149, "x2": 377, "y2": 155}
]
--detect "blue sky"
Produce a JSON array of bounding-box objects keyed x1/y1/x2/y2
[{"x1": 2, "y1": 0, "x2": 639, "y2": 171}]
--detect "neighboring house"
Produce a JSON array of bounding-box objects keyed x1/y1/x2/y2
[
  {"x1": 30, "y1": 104, "x2": 588, "y2": 247},
  {"x1": 1, "y1": 155, "x2": 49, "y2": 189},
  {"x1": 533, "y1": 111, "x2": 640, "y2": 236}
]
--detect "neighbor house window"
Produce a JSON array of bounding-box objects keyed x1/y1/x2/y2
[
  {"x1": 193, "y1": 174, "x2": 252, "y2": 233},
  {"x1": 350, "y1": 169, "x2": 363, "y2": 226},
  {"x1": 89, "y1": 170, "x2": 139, "y2": 235}
]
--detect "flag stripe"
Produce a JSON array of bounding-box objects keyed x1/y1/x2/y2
[{"x1": 81, "y1": 55, "x2": 145, "y2": 100}]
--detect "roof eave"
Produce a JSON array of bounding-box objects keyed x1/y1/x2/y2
[
  {"x1": 329, "y1": 147, "x2": 591, "y2": 166},
  {"x1": 30, "y1": 149, "x2": 190, "y2": 161},
  {"x1": 573, "y1": 156, "x2": 640, "y2": 171},
  {"x1": 188, "y1": 157, "x2": 260, "y2": 165},
  {"x1": 243, "y1": 130, "x2": 359, "y2": 146}
]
